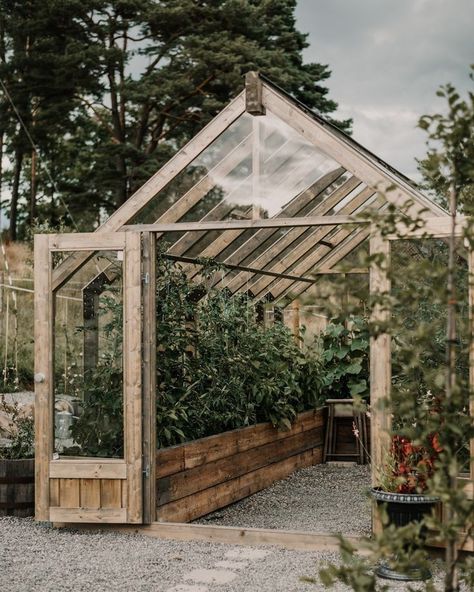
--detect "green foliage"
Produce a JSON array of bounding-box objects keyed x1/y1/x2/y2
[
  {"x1": 154, "y1": 254, "x2": 323, "y2": 447},
  {"x1": 418, "y1": 65, "x2": 474, "y2": 214},
  {"x1": 315, "y1": 315, "x2": 369, "y2": 400},
  {"x1": 67, "y1": 289, "x2": 124, "y2": 457},
  {"x1": 68, "y1": 253, "x2": 324, "y2": 454},
  {"x1": 0, "y1": 396, "x2": 34, "y2": 459},
  {"x1": 315, "y1": 69, "x2": 474, "y2": 591}
]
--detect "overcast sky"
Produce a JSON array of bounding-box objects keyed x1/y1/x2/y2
[{"x1": 295, "y1": 0, "x2": 473, "y2": 181}]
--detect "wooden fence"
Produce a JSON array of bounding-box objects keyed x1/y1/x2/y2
[{"x1": 156, "y1": 408, "x2": 326, "y2": 523}]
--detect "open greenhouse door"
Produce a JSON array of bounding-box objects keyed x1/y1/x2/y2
[{"x1": 34, "y1": 232, "x2": 144, "y2": 524}]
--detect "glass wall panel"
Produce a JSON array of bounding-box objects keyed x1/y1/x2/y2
[
  {"x1": 391, "y1": 238, "x2": 470, "y2": 476},
  {"x1": 53, "y1": 251, "x2": 124, "y2": 458}
]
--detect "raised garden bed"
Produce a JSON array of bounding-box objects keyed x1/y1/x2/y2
[
  {"x1": 156, "y1": 408, "x2": 326, "y2": 523},
  {"x1": 0, "y1": 458, "x2": 34, "y2": 517}
]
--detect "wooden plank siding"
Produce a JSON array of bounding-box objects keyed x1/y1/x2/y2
[
  {"x1": 49, "y1": 478, "x2": 127, "y2": 513},
  {"x1": 156, "y1": 408, "x2": 325, "y2": 523}
]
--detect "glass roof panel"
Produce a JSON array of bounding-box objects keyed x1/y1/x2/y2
[{"x1": 130, "y1": 109, "x2": 341, "y2": 225}]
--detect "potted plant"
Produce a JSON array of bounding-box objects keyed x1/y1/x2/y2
[
  {"x1": 370, "y1": 432, "x2": 442, "y2": 581},
  {"x1": 0, "y1": 396, "x2": 35, "y2": 517}
]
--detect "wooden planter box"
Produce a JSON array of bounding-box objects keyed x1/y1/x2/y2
[
  {"x1": 0, "y1": 458, "x2": 35, "y2": 517},
  {"x1": 156, "y1": 408, "x2": 325, "y2": 523}
]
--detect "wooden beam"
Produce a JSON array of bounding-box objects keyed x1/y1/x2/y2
[
  {"x1": 50, "y1": 507, "x2": 127, "y2": 523},
  {"x1": 124, "y1": 232, "x2": 143, "y2": 524},
  {"x1": 49, "y1": 461, "x2": 127, "y2": 480},
  {"x1": 164, "y1": 253, "x2": 315, "y2": 284},
  {"x1": 387, "y1": 216, "x2": 466, "y2": 239},
  {"x1": 56, "y1": 521, "x2": 366, "y2": 553},
  {"x1": 34, "y1": 234, "x2": 53, "y2": 521},
  {"x1": 369, "y1": 230, "x2": 391, "y2": 487},
  {"x1": 252, "y1": 116, "x2": 264, "y2": 218},
  {"x1": 122, "y1": 215, "x2": 360, "y2": 233},
  {"x1": 49, "y1": 233, "x2": 126, "y2": 252},
  {"x1": 142, "y1": 232, "x2": 157, "y2": 524}
]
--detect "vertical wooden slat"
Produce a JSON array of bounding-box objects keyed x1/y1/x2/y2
[
  {"x1": 124, "y1": 232, "x2": 143, "y2": 523},
  {"x1": 369, "y1": 230, "x2": 392, "y2": 487},
  {"x1": 34, "y1": 234, "x2": 53, "y2": 521},
  {"x1": 100, "y1": 480, "x2": 122, "y2": 509},
  {"x1": 142, "y1": 233, "x2": 156, "y2": 524},
  {"x1": 49, "y1": 479, "x2": 60, "y2": 507},
  {"x1": 80, "y1": 479, "x2": 101, "y2": 508},
  {"x1": 121, "y1": 480, "x2": 127, "y2": 508},
  {"x1": 59, "y1": 479, "x2": 80, "y2": 508}
]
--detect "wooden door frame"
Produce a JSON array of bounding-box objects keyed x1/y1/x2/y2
[
  {"x1": 34, "y1": 232, "x2": 144, "y2": 524},
  {"x1": 369, "y1": 218, "x2": 474, "y2": 501}
]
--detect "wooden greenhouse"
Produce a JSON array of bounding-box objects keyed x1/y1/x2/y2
[{"x1": 34, "y1": 72, "x2": 473, "y2": 549}]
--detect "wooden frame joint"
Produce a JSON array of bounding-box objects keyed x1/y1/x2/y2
[{"x1": 245, "y1": 71, "x2": 265, "y2": 116}]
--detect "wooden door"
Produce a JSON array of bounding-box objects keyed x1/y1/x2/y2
[{"x1": 34, "y1": 232, "x2": 143, "y2": 524}]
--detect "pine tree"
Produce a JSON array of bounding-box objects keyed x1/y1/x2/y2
[
  {"x1": 0, "y1": 0, "x2": 350, "y2": 236},
  {"x1": 0, "y1": 0, "x2": 102, "y2": 238}
]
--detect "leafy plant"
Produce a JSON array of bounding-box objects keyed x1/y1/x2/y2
[
  {"x1": 66, "y1": 289, "x2": 124, "y2": 457},
  {"x1": 315, "y1": 315, "x2": 369, "y2": 400},
  {"x1": 154, "y1": 255, "x2": 324, "y2": 447},
  {"x1": 378, "y1": 434, "x2": 442, "y2": 494},
  {"x1": 0, "y1": 396, "x2": 34, "y2": 459}
]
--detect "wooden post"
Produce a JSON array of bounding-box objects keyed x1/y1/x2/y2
[
  {"x1": 142, "y1": 232, "x2": 156, "y2": 524},
  {"x1": 292, "y1": 299, "x2": 301, "y2": 345},
  {"x1": 34, "y1": 234, "x2": 53, "y2": 521},
  {"x1": 124, "y1": 232, "x2": 143, "y2": 524},
  {"x1": 369, "y1": 230, "x2": 391, "y2": 486}
]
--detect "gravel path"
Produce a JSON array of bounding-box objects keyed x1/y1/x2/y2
[
  {"x1": 0, "y1": 517, "x2": 457, "y2": 592},
  {"x1": 196, "y1": 464, "x2": 372, "y2": 536}
]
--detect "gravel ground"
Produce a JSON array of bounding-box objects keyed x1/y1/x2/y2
[
  {"x1": 0, "y1": 517, "x2": 458, "y2": 592},
  {"x1": 196, "y1": 464, "x2": 372, "y2": 536}
]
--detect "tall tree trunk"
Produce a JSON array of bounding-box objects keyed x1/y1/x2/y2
[
  {"x1": 29, "y1": 148, "x2": 37, "y2": 226},
  {"x1": 115, "y1": 154, "x2": 128, "y2": 206},
  {"x1": 9, "y1": 148, "x2": 24, "y2": 242},
  {"x1": 0, "y1": 130, "x2": 4, "y2": 210}
]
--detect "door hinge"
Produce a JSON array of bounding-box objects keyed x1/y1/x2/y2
[
  {"x1": 143, "y1": 465, "x2": 150, "y2": 478},
  {"x1": 142, "y1": 272, "x2": 149, "y2": 285}
]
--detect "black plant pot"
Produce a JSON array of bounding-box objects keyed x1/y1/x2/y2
[{"x1": 371, "y1": 487, "x2": 439, "y2": 582}]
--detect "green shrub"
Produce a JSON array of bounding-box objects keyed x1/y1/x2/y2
[{"x1": 315, "y1": 315, "x2": 369, "y2": 400}]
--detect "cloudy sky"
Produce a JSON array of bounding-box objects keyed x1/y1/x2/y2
[{"x1": 295, "y1": 0, "x2": 473, "y2": 181}]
